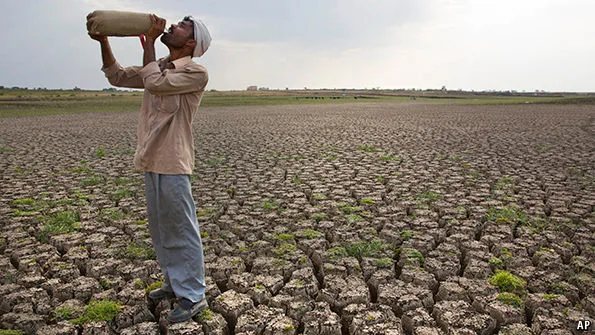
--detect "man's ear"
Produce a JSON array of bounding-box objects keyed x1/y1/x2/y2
[{"x1": 186, "y1": 39, "x2": 197, "y2": 52}]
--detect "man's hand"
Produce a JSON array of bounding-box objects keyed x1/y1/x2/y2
[
  {"x1": 145, "y1": 14, "x2": 166, "y2": 41},
  {"x1": 88, "y1": 33, "x2": 107, "y2": 43},
  {"x1": 143, "y1": 14, "x2": 164, "y2": 66}
]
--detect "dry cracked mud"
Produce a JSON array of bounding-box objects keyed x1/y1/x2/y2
[{"x1": 0, "y1": 102, "x2": 593, "y2": 335}]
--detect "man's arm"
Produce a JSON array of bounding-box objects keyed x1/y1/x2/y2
[
  {"x1": 140, "y1": 64, "x2": 208, "y2": 96},
  {"x1": 143, "y1": 14, "x2": 165, "y2": 67},
  {"x1": 89, "y1": 34, "x2": 144, "y2": 89},
  {"x1": 94, "y1": 35, "x2": 115, "y2": 69}
]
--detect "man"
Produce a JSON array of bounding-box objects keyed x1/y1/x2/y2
[{"x1": 89, "y1": 14, "x2": 211, "y2": 323}]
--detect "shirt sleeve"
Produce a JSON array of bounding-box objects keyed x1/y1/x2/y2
[
  {"x1": 138, "y1": 61, "x2": 207, "y2": 96},
  {"x1": 101, "y1": 61, "x2": 145, "y2": 89}
]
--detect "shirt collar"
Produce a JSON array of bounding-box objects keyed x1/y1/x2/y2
[{"x1": 171, "y1": 56, "x2": 192, "y2": 69}]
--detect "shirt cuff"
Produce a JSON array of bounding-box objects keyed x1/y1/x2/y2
[
  {"x1": 139, "y1": 61, "x2": 161, "y2": 79},
  {"x1": 101, "y1": 61, "x2": 121, "y2": 77}
]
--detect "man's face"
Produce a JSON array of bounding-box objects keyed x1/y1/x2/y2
[{"x1": 160, "y1": 19, "x2": 194, "y2": 49}]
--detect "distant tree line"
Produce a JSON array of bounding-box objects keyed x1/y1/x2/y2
[{"x1": 0, "y1": 86, "x2": 132, "y2": 92}]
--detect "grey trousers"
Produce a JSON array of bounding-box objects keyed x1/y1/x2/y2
[{"x1": 144, "y1": 172, "x2": 206, "y2": 303}]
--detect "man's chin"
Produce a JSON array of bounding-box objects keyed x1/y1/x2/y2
[{"x1": 160, "y1": 33, "x2": 169, "y2": 45}]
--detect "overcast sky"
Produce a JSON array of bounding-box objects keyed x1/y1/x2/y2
[{"x1": 1, "y1": 0, "x2": 593, "y2": 92}]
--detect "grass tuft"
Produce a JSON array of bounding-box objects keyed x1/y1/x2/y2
[
  {"x1": 39, "y1": 210, "x2": 80, "y2": 242},
  {"x1": 115, "y1": 177, "x2": 134, "y2": 185},
  {"x1": 99, "y1": 208, "x2": 126, "y2": 221},
  {"x1": 328, "y1": 246, "x2": 348, "y2": 260},
  {"x1": 400, "y1": 248, "x2": 425, "y2": 267},
  {"x1": 417, "y1": 191, "x2": 441, "y2": 202},
  {"x1": 116, "y1": 243, "x2": 156, "y2": 261},
  {"x1": 55, "y1": 305, "x2": 84, "y2": 321},
  {"x1": 275, "y1": 233, "x2": 295, "y2": 242},
  {"x1": 486, "y1": 206, "x2": 527, "y2": 224},
  {"x1": 94, "y1": 146, "x2": 106, "y2": 158},
  {"x1": 542, "y1": 293, "x2": 559, "y2": 300},
  {"x1": 12, "y1": 198, "x2": 36, "y2": 206},
  {"x1": 205, "y1": 156, "x2": 226, "y2": 166},
  {"x1": 259, "y1": 200, "x2": 279, "y2": 211},
  {"x1": 357, "y1": 145, "x2": 379, "y2": 153},
  {"x1": 375, "y1": 257, "x2": 394, "y2": 268},
  {"x1": 144, "y1": 281, "x2": 163, "y2": 294},
  {"x1": 71, "y1": 299, "x2": 122, "y2": 325},
  {"x1": 0, "y1": 330, "x2": 25, "y2": 335},
  {"x1": 311, "y1": 213, "x2": 327, "y2": 223},
  {"x1": 109, "y1": 187, "x2": 134, "y2": 203},
  {"x1": 489, "y1": 256, "x2": 504, "y2": 269},
  {"x1": 495, "y1": 177, "x2": 516, "y2": 189},
  {"x1": 291, "y1": 175, "x2": 303, "y2": 184},
  {"x1": 274, "y1": 243, "x2": 296, "y2": 258},
  {"x1": 344, "y1": 240, "x2": 391, "y2": 259},
  {"x1": 360, "y1": 198, "x2": 374, "y2": 205},
  {"x1": 489, "y1": 270, "x2": 526, "y2": 293},
  {"x1": 302, "y1": 229, "x2": 323, "y2": 239},
  {"x1": 345, "y1": 214, "x2": 363, "y2": 225},
  {"x1": 400, "y1": 230, "x2": 415, "y2": 241},
  {"x1": 340, "y1": 203, "x2": 362, "y2": 213},
  {"x1": 497, "y1": 292, "x2": 524, "y2": 308},
  {"x1": 197, "y1": 309, "x2": 214, "y2": 321},
  {"x1": 79, "y1": 174, "x2": 104, "y2": 187}
]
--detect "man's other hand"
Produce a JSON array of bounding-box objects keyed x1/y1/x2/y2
[{"x1": 146, "y1": 14, "x2": 166, "y2": 40}]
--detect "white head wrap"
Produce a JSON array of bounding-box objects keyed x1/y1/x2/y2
[{"x1": 191, "y1": 18, "x2": 211, "y2": 58}]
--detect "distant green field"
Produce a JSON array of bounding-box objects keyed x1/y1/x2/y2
[
  {"x1": 438, "y1": 96, "x2": 595, "y2": 105},
  {"x1": 201, "y1": 93, "x2": 411, "y2": 107},
  {"x1": 0, "y1": 88, "x2": 592, "y2": 118},
  {"x1": 0, "y1": 90, "x2": 142, "y2": 118}
]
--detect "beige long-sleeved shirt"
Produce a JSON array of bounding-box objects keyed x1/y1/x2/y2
[{"x1": 102, "y1": 56, "x2": 208, "y2": 175}]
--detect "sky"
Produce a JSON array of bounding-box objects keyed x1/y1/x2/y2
[{"x1": 0, "y1": 0, "x2": 594, "y2": 92}]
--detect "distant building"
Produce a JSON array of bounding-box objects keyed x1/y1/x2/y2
[{"x1": 247, "y1": 86, "x2": 257, "y2": 91}]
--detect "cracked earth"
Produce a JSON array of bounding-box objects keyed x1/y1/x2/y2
[{"x1": 0, "y1": 102, "x2": 593, "y2": 334}]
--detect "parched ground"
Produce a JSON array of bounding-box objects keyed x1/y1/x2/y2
[{"x1": 0, "y1": 102, "x2": 593, "y2": 335}]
